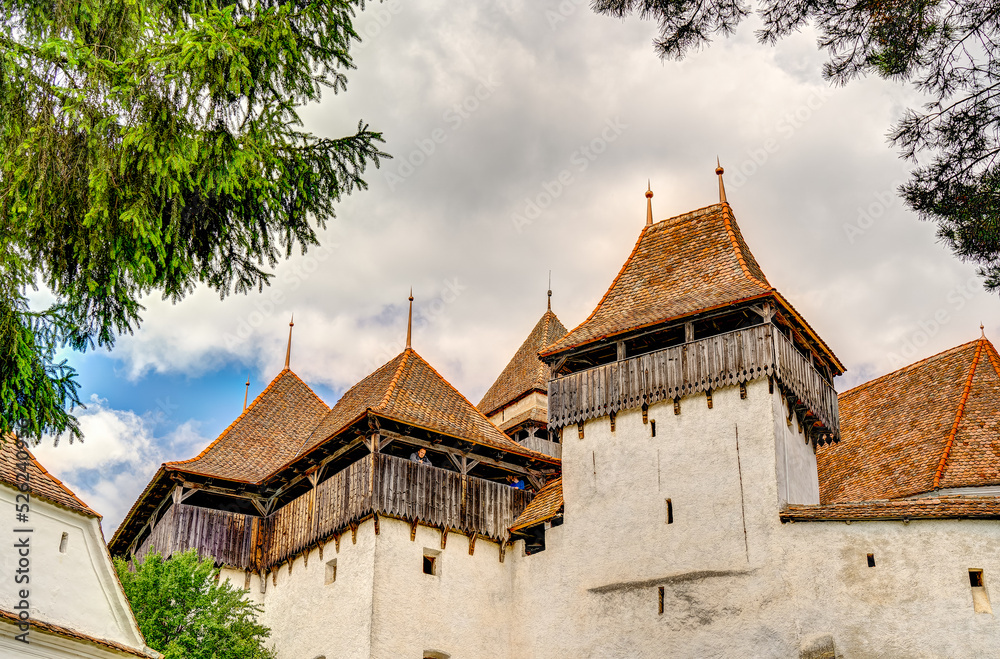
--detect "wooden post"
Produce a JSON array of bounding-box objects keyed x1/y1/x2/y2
[{"x1": 617, "y1": 341, "x2": 626, "y2": 361}]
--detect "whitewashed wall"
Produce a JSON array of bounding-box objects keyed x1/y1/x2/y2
[{"x1": 0, "y1": 483, "x2": 151, "y2": 657}]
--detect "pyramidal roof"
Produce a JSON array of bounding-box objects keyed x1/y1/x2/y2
[
  {"x1": 540, "y1": 203, "x2": 841, "y2": 372},
  {"x1": 818, "y1": 336, "x2": 1000, "y2": 503},
  {"x1": 300, "y1": 348, "x2": 553, "y2": 461},
  {"x1": 0, "y1": 437, "x2": 98, "y2": 517},
  {"x1": 478, "y1": 308, "x2": 568, "y2": 416},
  {"x1": 165, "y1": 369, "x2": 329, "y2": 484}
]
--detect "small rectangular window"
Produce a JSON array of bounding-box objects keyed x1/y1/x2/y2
[
  {"x1": 422, "y1": 548, "x2": 441, "y2": 575},
  {"x1": 867, "y1": 553, "x2": 875, "y2": 568},
  {"x1": 658, "y1": 586, "x2": 664, "y2": 615},
  {"x1": 970, "y1": 569, "x2": 992, "y2": 614},
  {"x1": 325, "y1": 559, "x2": 337, "y2": 585},
  {"x1": 666, "y1": 499, "x2": 673, "y2": 525},
  {"x1": 59, "y1": 532, "x2": 69, "y2": 554},
  {"x1": 650, "y1": 420, "x2": 656, "y2": 437}
]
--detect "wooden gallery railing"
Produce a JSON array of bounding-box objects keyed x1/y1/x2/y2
[
  {"x1": 547, "y1": 323, "x2": 839, "y2": 440},
  {"x1": 133, "y1": 453, "x2": 534, "y2": 572}
]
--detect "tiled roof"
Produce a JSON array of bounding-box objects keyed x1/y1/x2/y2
[
  {"x1": 0, "y1": 436, "x2": 98, "y2": 517},
  {"x1": 0, "y1": 609, "x2": 159, "y2": 658},
  {"x1": 510, "y1": 477, "x2": 563, "y2": 532},
  {"x1": 301, "y1": 349, "x2": 557, "y2": 462},
  {"x1": 542, "y1": 204, "x2": 771, "y2": 354},
  {"x1": 539, "y1": 203, "x2": 843, "y2": 373},
  {"x1": 478, "y1": 308, "x2": 568, "y2": 416},
  {"x1": 781, "y1": 496, "x2": 1000, "y2": 522},
  {"x1": 165, "y1": 369, "x2": 329, "y2": 484},
  {"x1": 818, "y1": 338, "x2": 1000, "y2": 502}
]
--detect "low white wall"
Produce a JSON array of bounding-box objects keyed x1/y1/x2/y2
[{"x1": 0, "y1": 484, "x2": 146, "y2": 651}]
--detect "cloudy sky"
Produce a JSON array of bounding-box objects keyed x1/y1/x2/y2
[{"x1": 33, "y1": 0, "x2": 1000, "y2": 532}]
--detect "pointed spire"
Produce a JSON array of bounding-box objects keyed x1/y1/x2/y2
[
  {"x1": 716, "y1": 157, "x2": 727, "y2": 203},
  {"x1": 547, "y1": 271, "x2": 552, "y2": 311},
  {"x1": 243, "y1": 376, "x2": 250, "y2": 411},
  {"x1": 645, "y1": 181, "x2": 653, "y2": 227},
  {"x1": 981, "y1": 323, "x2": 986, "y2": 338},
  {"x1": 284, "y1": 315, "x2": 294, "y2": 370},
  {"x1": 406, "y1": 289, "x2": 414, "y2": 349}
]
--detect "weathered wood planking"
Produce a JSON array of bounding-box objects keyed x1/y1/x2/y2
[
  {"x1": 133, "y1": 504, "x2": 254, "y2": 569},
  {"x1": 133, "y1": 454, "x2": 536, "y2": 572},
  {"x1": 548, "y1": 324, "x2": 839, "y2": 438}
]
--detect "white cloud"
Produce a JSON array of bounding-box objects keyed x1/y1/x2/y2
[{"x1": 33, "y1": 396, "x2": 209, "y2": 534}]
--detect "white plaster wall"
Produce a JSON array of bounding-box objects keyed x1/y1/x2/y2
[
  {"x1": 246, "y1": 518, "x2": 377, "y2": 659},
  {"x1": 0, "y1": 485, "x2": 146, "y2": 651},
  {"x1": 0, "y1": 618, "x2": 138, "y2": 658},
  {"x1": 369, "y1": 518, "x2": 514, "y2": 659},
  {"x1": 772, "y1": 391, "x2": 821, "y2": 506},
  {"x1": 488, "y1": 391, "x2": 547, "y2": 425},
  {"x1": 506, "y1": 378, "x2": 1000, "y2": 658}
]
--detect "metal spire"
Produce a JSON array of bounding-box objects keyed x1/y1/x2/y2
[
  {"x1": 716, "y1": 157, "x2": 727, "y2": 203},
  {"x1": 548, "y1": 271, "x2": 552, "y2": 311},
  {"x1": 243, "y1": 376, "x2": 250, "y2": 411},
  {"x1": 406, "y1": 289, "x2": 414, "y2": 349},
  {"x1": 645, "y1": 181, "x2": 653, "y2": 227},
  {"x1": 284, "y1": 315, "x2": 294, "y2": 370},
  {"x1": 982, "y1": 323, "x2": 986, "y2": 338}
]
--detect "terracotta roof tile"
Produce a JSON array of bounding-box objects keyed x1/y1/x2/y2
[
  {"x1": 0, "y1": 436, "x2": 98, "y2": 517},
  {"x1": 301, "y1": 349, "x2": 557, "y2": 462},
  {"x1": 818, "y1": 338, "x2": 1000, "y2": 502},
  {"x1": 0, "y1": 609, "x2": 159, "y2": 657},
  {"x1": 542, "y1": 204, "x2": 771, "y2": 355},
  {"x1": 782, "y1": 496, "x2": 1000, "y2": 522},
  {"x1": 510, "y1": 477, "x2": 563, "y2": 532},
  {"x1": 165, "y1": 370, "x2": 329, "y2": 484},
  {"x1": 478, "y1": 309, "x2": 568, "y2": 416}
]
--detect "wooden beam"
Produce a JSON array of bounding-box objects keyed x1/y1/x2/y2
[
  {"x1": 379, "y1": 431, "x2": 543, "y2": 476},
  {"x1": 268, "y1": 436, "x2": 365, "y2": 500}
]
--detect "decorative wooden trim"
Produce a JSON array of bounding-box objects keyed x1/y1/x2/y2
[
  {"x1": 441, "y1": 526, "x2": 449, "y2": 550},
  {"x1": 410, "y1": 519, "x2": 419, "y2": 541},
  {"x1": 468, "y1": 532, "x2": 478, "y2": 556}
]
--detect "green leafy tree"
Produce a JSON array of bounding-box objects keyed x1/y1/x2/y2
[
  {"x1": 1, "y1": 0, "x2": 386, "y2": 442},
  {"x1": 115, "y1": 549, "x2": 276, "y2": 659},
  {"x1": 594, "y1": 0, "x2": 1000, "y2": 289}
]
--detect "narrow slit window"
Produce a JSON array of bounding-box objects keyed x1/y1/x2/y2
[
  {"x1": 59, "y1": 532, "x2": 69, "y2": 554},
  {"x1": 325, "y1": 559, "x2": 337, "y2": 585},
  {"x1": 650, "y1": 420, "x2": 656, "y2": 437},
  {"x1": 422, "y1": 549, "x2": 441, "y2": 576},
  {"x1": 970, "y1": 569, "x2": 984, "y2": 587},
  {"x1": 666, "y1": 499, "x2": 673, "y2": 524},
  {"x1": 970, "y1": 569, "x2": 992, "y2": 613},
  {"x1": 866, "y1": 553, "x2": 875, "y2": 568},
  {"x1": 658, "y1": 586, "x2": 664, "y2": 615}
]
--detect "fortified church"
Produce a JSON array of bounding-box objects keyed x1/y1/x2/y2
[{"x1": 95, "y1": 165, "x2": 1000, "y2": 658}]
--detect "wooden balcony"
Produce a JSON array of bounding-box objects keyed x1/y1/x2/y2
[
  {"x1": 133, "y1": 453, "x2": 534, "y2": 572},
  {"x1": 547, "y1": 323, "x2": 839, "y2": 442}
]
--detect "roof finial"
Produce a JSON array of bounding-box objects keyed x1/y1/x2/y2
[
  {"x1": 284, "y1": 315, "x2": 294, "y2": 369},
  {"x1": 547, "y1": 271, "x2": 552, "y2": 311},
  {"x1": 716, "y1": 157, "x2": 727, "y2": 203},
  {"x1": 406, "y1": 288, "x2": 414, "y2": 349},
  {"x1": 243, "y1": 375, "x2": 250, "y2": 411},
  {"x1": 981, "y1": 322, "x2": 986, "y2": 338},
  {"x1": 645, "y1": 181, "x2": 653, "y2": 227}
]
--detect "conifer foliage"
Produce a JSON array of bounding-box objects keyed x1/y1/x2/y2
[
  {"x1": 1, "y1": 0, "x2": 386, "y2": 442},
  {"x1": 115, "y1": 550, "x2": 276, "y2": 659},
  {"x1": 594, "y1": 0, "x2": 1000, "y2": 290}
]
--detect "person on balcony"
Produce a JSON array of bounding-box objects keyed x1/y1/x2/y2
[
  {"x1": 410, "y1": 448, "x2": 432, "y2": 466},
  {"x1": 506, "y1": 475, "x2": 525, "y2": 490}
]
